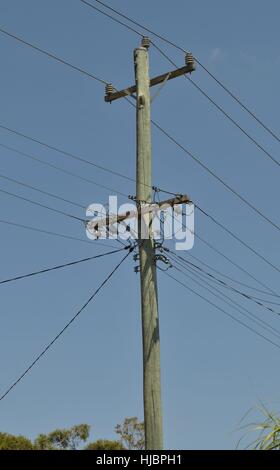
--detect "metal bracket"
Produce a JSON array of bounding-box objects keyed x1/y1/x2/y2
[{"x1": 150, "y1": 72, "x2": 171, "y2": 103}]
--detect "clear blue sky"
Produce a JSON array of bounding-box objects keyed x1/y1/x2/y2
[{"x1": 0, "y1": 0, "x2": 280, "y2": 450}]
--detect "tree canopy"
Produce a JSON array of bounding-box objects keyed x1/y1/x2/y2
[{"x1": 0, "y1": 417, "x2": 144, "y2": 450}]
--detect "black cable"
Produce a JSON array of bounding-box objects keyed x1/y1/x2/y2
[
  {"x1": 0, "y1": 142, "x2": 129, "y2": 199},
  {"x1": 3, "y1": 6, "x2": 278, "y2": 299},
  {"x1": 87, "y1": 0, "x2": 280, "y2": 145},
  {"x1": 0, "y1": 218, "x2": 121, "y2": 250},
  {"x1": 167, "y1": 250, "x2": 280, "y2": 316},
  {"x1": 0, "y1": 247, "x2": 132, "y2": 402},
  {"x1": 0, "y1": 123, "x2": 135, "y2": 191},
  {"x1": 168, "y1": 257, "x2": 280, "y2": 340},
  {"x1": 120, "y1": 93, "x2": 280, "y2": 240},
  {"x1": 152, "y1": 42, "x2": 280, "y2": 169},
  {"x1": 0, "y1": 172, "x2": 85, "y2": 210},
  {"x1": 183, "y1": 250, "x2": 279, "y2": 297},
  {"x1": 0, "y1": 247, "x2": 126, "y2": 286},
  {"x1": 168, "y1": 248, "x2": 280, "y2": 300},
  {"x1": 81, "y1": 0, "x2": 143, "y2": 37},
  {"x1": 81, "y1": 0, "x2": 183, "y2": 49},
  {"x1": 0, "y1": 136, "x2": 177, "y2": 199},
  {"x1": 168, "y1": 258, "x2": 280, "y2": 338},
  {"x1": 0, "y1": 26, "x2": 108, "y2": 84},
  {"x1": 178, "y1": 213, "x2": 277, "y2": 295},
  {"x1": 152, "y1": 119, "x2": 280, "y2": 234},
  {"x1": 0, "y1": 186, "x2": 85, "y2": 223},
  {"x1": 80, "y1": 2, "x2": 280, "y2": 281},
  {"x1": 162, "y1": 269, "x2": 280, "y2": 351},
  {"x1": 195, "y1": 204, "x2": 280, "y2": 275}
]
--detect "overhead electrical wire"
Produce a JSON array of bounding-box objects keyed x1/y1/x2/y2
[
  {"x1": 0, "y1": 247, "x2": 126, "y2": 285},
  {"x1": 0, "y1": 142, "x2": 129, "y2": 198},
  {"x1": 83, "y1": 0, "x2": 280, "y2": 168},
  {"x1": 0, "y1": 26, "x2": 108, "y2": 84},
  {"x1": 177, "y1": 213, "x2": 278, "y2": 295},
  {"x1": 0, "y1": 137, "x2": 176, "y2": 199},
  {"x1": 0, "y1": 218, "x2": 120, "y2": 250},
  {"x1": 2, "y1": 135, "x2": 279, "y2": 290},
  {"x1": 0, "y1": 186, "x2": 85, "y2": 223},
  {"x1": 178, "y1": 250, "x2": 280, "y2": 298},
  {"x1": 168, "y1": 259, "x2": 280, "y2": 346},
  {"x1": 171, "y1": 252, "x2": 280, "y2": 308},
  {"x1": 151, "y1": 119, "x2": 280, "y2": 234},
  {"x1": 1, "y1": 124, "x2": 278, "y2": 296},
  {"x1": 166, "y1": 249, "x2": 280, "y2": 316},
  {"x1": 162, "y1": 269, "x2": 280, "y2": 352},
  {"x1": 195, "y1": 204, "x2": 280, "y2": 275},
  {"x1": 151, "y1": 41, "x2": 280, "y2": 169},
  {"x1": 3, "y1": 138, "x2": 278, "y2": 298},
  {"x1": 84, "y1": 0, "x2": 280, "y2": 146},
  {"x1": 0, "y1": 123, "x2": 135, "y2": 189},
  {"x1": 169, "y1": 248, "x2": 280, "y2": 301},
  {"x1": 2, "y1": 23, "x2": 279, "y2": 234},
  {"x1": 168, "y1": 257, "x2": 280, "y2": 339},
  {"x1": 0, "y1": 246, "x2": 132, "y2": 402},
  {"x1": 2, "y1": 5, "x2": 278, "y2": 258},
  {"x1": 1, "y1": 6, "x2": 279, "y2": 305},
  {"x1": 0, "y1": 171, "x2": 85, "y2": 211},
  {"x1": 124, "y1": 97, "x2": 280, "y2": 239},
  {"x1": 80, "y1": 1, "x2": 280, "y2": 232}
]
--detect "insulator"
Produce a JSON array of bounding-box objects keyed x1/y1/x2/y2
[
  {"x1": 185, "y1": 52, "x2": 195, "y2": 68},
  {"x1": 141, "y1": 36, "x2": 150, "y2": 49},
  {"x1": 105, "y1": 83, "x2": 114, "y2": 96}
]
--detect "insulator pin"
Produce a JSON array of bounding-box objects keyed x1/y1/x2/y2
[
  {"x1": 185, "y1": 52, "x2": 195, "y2": 69},
  {"x1": 141, "y1": 36, "x2": 150, "y2": 49},
  {"x1": 105, "y1": 83, "x2": 114, "y2": 96}
]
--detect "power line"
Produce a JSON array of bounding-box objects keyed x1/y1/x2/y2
[
  {"x1": 0, "y1": 171, "x2": 85, "y2": 211},
  {"x1": 79, "y1": 2, "x2": 280, "y2": 270},
  {"x1": 85, "y1": 0, "x2": 280, "y2": 146},
  {"x1": 168, "y1": 257, "x2": 280, "y2": 341},
  {"x1": 177, "y1": 214, "x2": 277, "y2": 295},
  {"x1": 81, "y1": 0, "x2": 143, "y2": 37},
  {"x1": 0, "y1": 186, "x2": 85, "y2": 223},
  {"x1": 0, "y1": 218, "x2": 120, "y2": 250},
  {"x1": 0, "y1": 142, "x2": 129, "y2": 199},
  {"x1": 0, "y1": 26, "x2": 108, "y2": 84},
  {"x1": 162, "y1": 269, "x2": 280, "y2": 352},
  {"x1": 121, "y1": 95, "x2": 280, "y2": 238},
  {"x1": 0, "y1": 132, "x2": 176, "y2": 199},
  {"x1": 167, "y1": 250, "x2": 280, "y2": 316},
  {"x1": 152, "y1": 119, "x2": 280, "y2": 234},
  {"x1": 168, "y1": 258, "x2": 280, "y2": 338},
  {"x1": 171, "y1": 248, "x2": 280, "y2": 298},
  {"x1": 112, "y1": 94, "x2": 280, "y2": 291},
  {"x1": 151, "y1": 41, "x2": 280, "y2": 169},
  {"x1": 195, "y1": 204, "x2": 280, "y2": 275},
  {"x1": 0, "y1": 123, "x2": 135, "y2": 189},
  {"x1": 0, "y1": 247, "x2": 132, "y2": 402},
  {"x1": 0, "y1": 247, "x2": 126, "y2": 286}
]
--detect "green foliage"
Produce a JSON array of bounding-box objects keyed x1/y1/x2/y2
[
  {"x1": 239, "y1": 404, "x2": 280, "y2": 450},
  {"x1": 0, "y1": 418, "x2": 144, "y2": 451},
  {"x1": 115, "y1": 417, "x2": 145, "y2": 450},
  {"x1": 85, "y1": 439, "x2": 125, "y2": 450},
  {"x1": 34, "y1": 424, "x2": 90, "y2": 450},
  {"x1": 33, "y1": 433, "x2": 56, "y2": 450},
  {"x1": 0, "y1": 432, "x2": 34, "y2": 450}
]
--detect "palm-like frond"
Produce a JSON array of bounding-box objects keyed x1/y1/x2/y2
[{"x1": 239, "y1": 402, "x2": 280, "y2": 450}]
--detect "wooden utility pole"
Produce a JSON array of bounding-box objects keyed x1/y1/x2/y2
[
  {"x1": 104, "y1": 37, "x2": 195, "y2": 450},
  {"x1": 134, "y1": 42, "x2": 163, "y2": 450}
]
